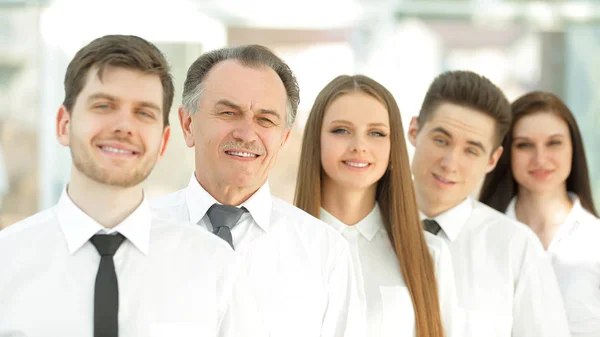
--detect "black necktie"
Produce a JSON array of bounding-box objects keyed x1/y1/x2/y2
[
  {"x1": 423, "y1": 219, "x2": 442, "y2": 235},
  {"x1": 206, "y1": 204, "x2": 246, "y2": 249},
  {"x1": 90, "y1": 233, "x2": 126, "y2": 337}
]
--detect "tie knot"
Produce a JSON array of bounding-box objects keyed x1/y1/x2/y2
[
  {"x1": 423, "y1": 219, "x2": 442, "y2": 235},
  {"x1": 90, "y1": 233, "x2": 126, "y2": 256},
  {"x1": 206, "y1": 204, "x2": 246, "y2": 230}
]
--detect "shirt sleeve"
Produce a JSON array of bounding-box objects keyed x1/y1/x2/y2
[
  {"x1": 320, "y1": 241, "x2": 368, "y2": 337},
  {"x1": 512, "y1": 234, "x2": 571, "y2": 337},
  {"x1": 216, "y1": 251, "x2": 269, "y2": 337},
  {"x1": 434, "y1": 240, "x2": 462, "y2": 337}
]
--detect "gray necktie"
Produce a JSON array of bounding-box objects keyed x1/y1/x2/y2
[
  {"x1": 206, "y1": 204, "x2": 246, "y2": 249},
  {"x1": 423, "y1": 219, "x2": 442, "y2": 235}
]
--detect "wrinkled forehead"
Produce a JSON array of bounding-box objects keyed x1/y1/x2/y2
[{"x1": 201, "y1": 60, "x2": 287, "y2": 110}]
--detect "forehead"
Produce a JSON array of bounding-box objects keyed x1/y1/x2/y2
[
  {"x1": 78, "y1": 66, "x2": 163, "y2": 108},
  {"x1": 513, "y1": 112, "x2": 569, "y2": 137},
  {"x1": 201, "y1": 59, "x2": 287, "y2": 109},
  {"x1": 324, "y1": 92, "x2": 389, "y2": 125},
  {"x1": 424, "y1": 103, "x2": 496, "y2": 147}
]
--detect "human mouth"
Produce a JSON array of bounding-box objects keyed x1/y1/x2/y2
[
  {"x1": 342, "y1": 160, "x2": 370, "y2": 168},
  {"x1": 432, "y1": 173, "x2": 455, "y2": 185},
  {"x1": 529, "y1": 169, "x2": 553, "y2": 179},
  {"x1": 225, "y1": 151, "x2": 259, "y2": 158},
  {"x1": 98, "y1": 145, "x2": 139, "y2": 156}
]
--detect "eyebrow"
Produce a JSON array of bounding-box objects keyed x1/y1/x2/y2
[
  {"x1": 430, "y1": 126, "x2": 487, "y2": 154},
  {"x1": 87, "y1": 93, "x2": 162, "y2": 112},
  {"x1": 513, "y1": 134, "x2": 566, "y2": 141},
  {"x1": 215, "y1": 99, "x2": 281, "y2": 120},
  {"x1": 329, "y1": 119, "x2": 390, "y2": 128}
]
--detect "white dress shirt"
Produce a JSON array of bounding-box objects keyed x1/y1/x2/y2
[
  {"x1": 506, "y1": 193, "x2": 600, "y2": 337},
  {"x1": 422, "y1": 197, "x2": 571, "y2": 337},
  {"x1": 0, "y1": 189, "x2": 266, "y2": 337},
  {"x1": 320, "y1": 204, "x2": 459, "y2": 337},
  {"x1": 151, "y1": 175, "x2": 366, "y2": 337}
]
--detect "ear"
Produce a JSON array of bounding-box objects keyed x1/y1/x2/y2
[
  {"x1": 157, "y1": 125, "x2": 171, "y2": 159},
  {"x1": 408, "y1": 116, "x2": 419, "y2": 147},
  {"x1": 486, "y1": 145, "x2": 504, "y2": 173},
  {"x1": 280, "y1": 128, "x2": 291, "y2": 148},
  {"x1": 178, "y1": 105, "x2": 195, "y2": 148},
  {"x1": 56, "y1": 105, "x2": 71, "y2": 147}
]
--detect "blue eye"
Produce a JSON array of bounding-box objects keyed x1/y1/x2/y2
[
  {"x1": 331, "y1": 128, "x2": 349, "y2": 134},
  {"x1": 370, "y1": 131, "x2": 387, "y2": 137},
  {"x1": 466, "y1": 148, "x2": 479, "y2": 156},
  {"x1": 259, "y1": 117, "x2": 274, "y2": 124},
  {"x1": 434, "y1": 138, "x2": 447, "y2": 145},
  {"x1": 138, "y1": 111, "x2": 153, "y2": 118}
]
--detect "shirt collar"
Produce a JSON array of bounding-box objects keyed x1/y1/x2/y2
[
  {"x1": 320, "y1": 204, "x2": 382, "y2": 241},
  {"x1": 419, "y1": 197, "x2": 473, "y2": 242},
  {"x1": 507, "y1": 192, "x2": 584, "y2": 245},
  {"x1": 185, "y1": 174, "x2": 272, "y2": 232},
  {"x1": 55, "y1": 187, "x2": 152, "y2": 255}
]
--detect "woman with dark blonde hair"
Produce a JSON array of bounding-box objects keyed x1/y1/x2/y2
[
  {"x1": 295, "y1": 75, "x2": 457, "y2": 337},
  {"x1": 480, "y1": 91, "x2": 600, "y2": 337}
]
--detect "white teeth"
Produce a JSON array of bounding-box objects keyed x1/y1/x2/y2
[
  {"x1": 344, "y1": 161, "x2": 369, "y2": 168},
  {"x1": 101, "y1": 146, "x2": 134, "y2": 154},
  {"x1": 227, "y1": 151, "x2": 258, "y2": 158}
]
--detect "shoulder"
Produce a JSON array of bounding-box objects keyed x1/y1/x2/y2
[
  {"x1": 149, "y1": 189, "x2": 187, "y2": 218},
  {"x1": 150, "y1": 215, "x2": 233, "y2": 255},
  {"x1": 271, "y1": 197, "x2": 347, "y2": 238},
  {"x1": 0, "y1": 208, "x2": 57, "y2": 242},
  {"x1": 270, "y1": 197, "x2": 350, "y2": 251},
  {"x1": 471, "y1": 200, "x2": 539, "y2": 239}
]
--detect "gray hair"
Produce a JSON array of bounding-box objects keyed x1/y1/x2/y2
[{"x1": 182, "y1": 45, "x2": 300, "y2": 129}]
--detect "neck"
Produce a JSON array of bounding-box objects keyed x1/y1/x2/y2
[
  {"x1": 515, "y1": 186, "x2": 572, "y2": 232},
  {"x1": 415, "y1": 188, "x2": 463, "y2": 219},
  {"x1": 195, "y1": 172, "x2": 259, "y2": 206},
  {"x1": 67, "y1": 168, "x2": 144, "y2": 229},
  {"x1": 321, "y1": 179, "x2": 376, "y2": 225}
]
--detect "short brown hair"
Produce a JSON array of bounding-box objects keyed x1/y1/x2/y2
[
  {"x1": 62, "y1": 35, "x2": 174, "y2": 127},
  {"x1": 418, "y1": 70, "x2": 511, "y2": 147},
  {"x1": 181, "y1": 44, "x2": 299, "y2": 129}
]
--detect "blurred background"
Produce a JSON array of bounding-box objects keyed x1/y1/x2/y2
[{"x1": 1, "y1": 0, "x2": 599, "y2": 228}]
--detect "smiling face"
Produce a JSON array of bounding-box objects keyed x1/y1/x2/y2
[
  {"x1": 320, "y1": 91, "x2": 391, "y2": 193},
  {"x1": 56, "y1": 66, "x2": 170, "y2": 188},
  {"x1": 180, "y1": 60, "x2": 291, "y2": 195},
  {"x1": 408, "y1": 103, "x2": 503, "y2": 216},
  {"x1": 511, "y1": 112, "x2": 572, "y2": 196}
]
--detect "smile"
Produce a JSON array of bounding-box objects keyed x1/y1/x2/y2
[
  {"x1": 343, "y1": 161, "x2": 370, "y2": 168},
  {"x1": 226, "y1": 151, "x2": 259, "y2": 158},
  {"x1": 433, "y1": 173, "x2": 455, "y2": 184},
  {"x1": 99, "y1": 146, "x2": 138, "y2": 155}
]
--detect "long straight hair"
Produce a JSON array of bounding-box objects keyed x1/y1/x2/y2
[
  {"x1": 294, "y1": 75, "x2": 445, "y2": 337},
  {"x1": 480, "y1": 91, "x2": 598, "y2": 216}
]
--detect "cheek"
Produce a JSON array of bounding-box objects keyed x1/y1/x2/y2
[
  {"x1": 320, "y1": 134, "x2": 341, "y2": 167},
  {"x1": 199, "y1": 123, "x2": 228, "y2": 148},
  {"x1": 510, "y1": 151, "x2": 529, "y2": 172},
  {"x1": 260, "y1": 129, "x2": 287, "y2": 155},
  {"x1": 374, "y1": 140, "x2": 391, "y2": 166},
  {"x1": 556, "y1": 149, "x2": 573, "y2": 172}
]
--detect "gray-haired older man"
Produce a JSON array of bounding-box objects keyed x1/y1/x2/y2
[{"x1": 151, "y1": 45, "x2": 366, "y2": 337}]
